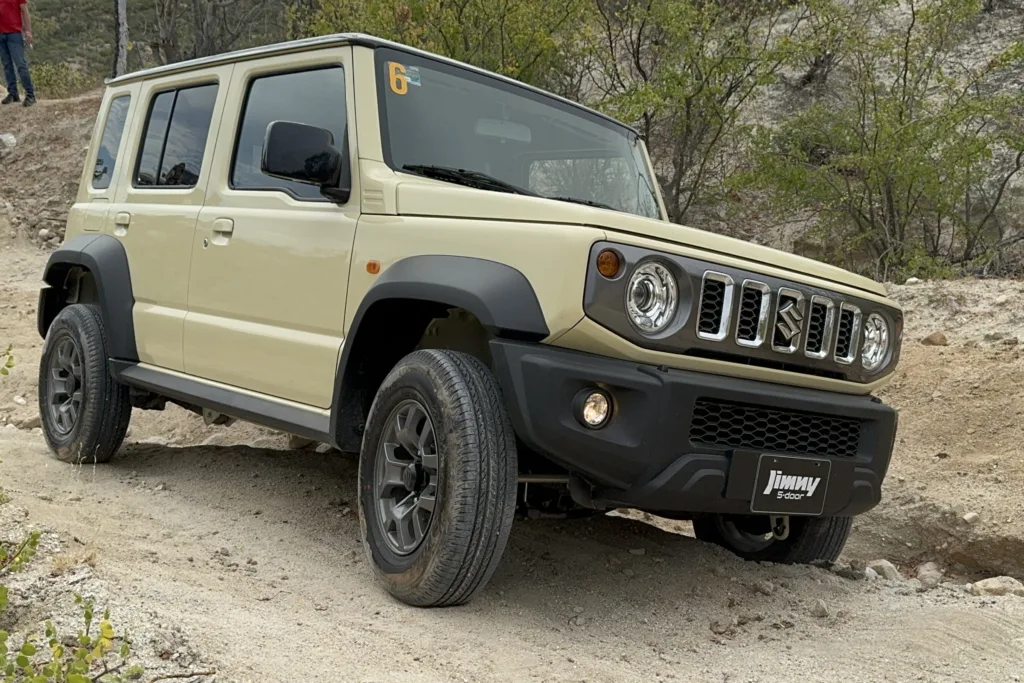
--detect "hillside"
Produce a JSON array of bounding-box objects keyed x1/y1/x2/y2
[{"x1": 29, "y1": 0, "x2": 290, "y2": 85}]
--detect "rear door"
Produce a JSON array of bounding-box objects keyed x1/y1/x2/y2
[
  {"x1": 182, "y1": 49, "x2": 358, "y2": 407},
  {"x1": 109, "y1": 66, "x2": 232, "y2": 371}
]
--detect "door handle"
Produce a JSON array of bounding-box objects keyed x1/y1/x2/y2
[
  {"x1": 212, "y1": 218, "x2": 234, "y2": 235},
  {"x1": 210, "y1": 218, "x2": 234, "y2": 246},
  {"x1": 113, "y1": 212, "x2": 131, "y2": 236}
]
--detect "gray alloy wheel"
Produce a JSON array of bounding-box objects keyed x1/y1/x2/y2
[{"x1": 374, "y1": 399, "x2": 440, "y2": 555}]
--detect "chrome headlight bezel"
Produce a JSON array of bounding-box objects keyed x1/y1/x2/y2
[
  {"x1": 624, "y1": 261, "x2": 679, "y2": 334},
  {"x1": 861, "y1": 312, "x2": 891, "y2": 372}
]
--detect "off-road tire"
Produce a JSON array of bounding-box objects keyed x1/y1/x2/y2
[
  {"x1": 693, "y1": 513, "x2": 852, "y2": 564},
  {"x1": 37, "y1": 304, "x2": 132, "y2": 464},
  {"x1": 358, "y1": 349, "x2": 518, "y2": 607}
]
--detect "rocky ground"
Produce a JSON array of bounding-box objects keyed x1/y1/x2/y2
[{"x1": 2, "y1": 96, "x2": 1024, "y2": 682}]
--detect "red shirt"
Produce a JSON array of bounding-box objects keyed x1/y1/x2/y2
[{"x1": 0, "y1": 0, "x2": 26, "y2": 34}]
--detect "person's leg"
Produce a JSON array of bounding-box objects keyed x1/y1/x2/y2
[
  {"x1": 5, "y1": 33, "x2": 34, "y2": 102},
  {"x1": 0, "y1": 34, "x2": 20, "y2": 102}
]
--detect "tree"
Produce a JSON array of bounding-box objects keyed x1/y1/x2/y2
[
  {"x1": 112, "y1": 0, "x2": 129, "y2": 78},
  {"x1": 585, "y1": 0, "x2": 812, "y2": 222},
  {"x1": 742, "y1": 0, "x2": 1024, "y2": 279},
  {"x1": 153, "y1": 0, "x2": 279, "y2": 64},
  {"x1": 293, "y1": 0, "x2": 592, "y2": 94}
]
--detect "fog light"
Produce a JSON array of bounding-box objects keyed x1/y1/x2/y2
[{"x1": 576, "y1": 390, "x2": 611, "y2": 428}]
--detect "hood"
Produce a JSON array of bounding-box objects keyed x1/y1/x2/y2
[{"x1": 394, "y1": 178, "x2": 888, "y2": 297}]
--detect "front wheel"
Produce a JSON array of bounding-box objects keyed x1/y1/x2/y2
[
  {"x1": 693, "y1": 513, "x2": 851, "y2": 564},
  {"x1": 358, "y1": 349, "x2": 518, "y2": 607}
]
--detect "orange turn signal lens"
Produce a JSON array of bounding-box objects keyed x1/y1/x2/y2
[
  {"x1": 366, "y1": 260, "x2": 381, "y2": 274},
  {"x1": 596, "y1": 249, "x2": 621, "y2": 279}
]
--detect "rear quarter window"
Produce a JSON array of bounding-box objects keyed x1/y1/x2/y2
[{"x1": 92, "y1": 95, "x2": 131, "y2": 190}]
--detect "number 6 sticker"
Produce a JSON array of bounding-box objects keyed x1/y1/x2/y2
[{"x1": 388, "y1": 62, "x2": 408, "y2": 95}]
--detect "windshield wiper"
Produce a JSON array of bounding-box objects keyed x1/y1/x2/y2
[
  {"x1": 547, "y1": 196, "x2": 616, "y2": 211},
  {"x1": 402, "y1": 165, "x2": 539, "y2": 196}
]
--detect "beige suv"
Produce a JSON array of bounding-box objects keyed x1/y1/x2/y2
[{"x1": 35, "y1": 33, "x2": 902, "y2": 607}]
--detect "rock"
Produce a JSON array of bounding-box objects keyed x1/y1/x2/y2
[
  {"x1": 3, "y1": 423, "x2": 16, "y2": 432},
  {"x1": 314, "y1": 442, "x2": 333, "y2": 454},
  {"x1": 622, "y1": 569, "x2": 636, "y2": 578},
  {"x1": 916, "y1": 562, "x2": 944, "y2": 589},
  {"x1": 984, "y1": 332, "x2": 1005, "y2": 342},
  {"x1": 868, "y1": 559, "x2": 902, "y2": 581},
  {"x1": 37, "y1": 228, "x2": 50, "y2": 240},
  {"x1": 628, "y1": 548, "x2": 646, "y2": 556},
  {"x1": 138, "y1": 436, "x2": 169, "y2": 446},
  {"x1": 15, "y1": 414, "x2": 41, "y2": 430},
  {"x1": 712, "y1": 566, "x2": 727, "y2": 577},
  {"x1": 287, "y1": 434, "x2": 315, "y2": 450},
  {"x1": 709, "y1": 617, "x2": 736, "y2": 635},
  {"x1": 573, "y1": 606, "x2": 584, "y2": 615},
  {"x1": 864, "y1": 567, "x2": 879, "y2": 581},
  {"x1": 755, "y1": 580, "x2": 775, "y2": 596},
  {"x1": 12, "y1": 395, "x2": 26, "y2": 406},
  {"x1": 810, "y1": 599, "x2": 830, "y2": 618},
  {"x1": 1002, "y1": 337, "x2": 1019, "y2": 346},
  {"x1": 920, "y1": 331, "x2": 949, "y2": 347},
  {"x1": 962, "y1": 512, "x2": 980, "y2": 525},
  {"x1": 969, "y1": 576, "x2": 1024, "y2": 597},
  {"x1": 935, "y1": 451, "x2": 950, "y2": 459},
  {"x1": 0, "y1": 132, "x2": 15, "y2": 153},
  {"x1": 834, "y1": 564, "x2": 866, "y2": 581},
  {"x1": 904, "y1": 277, "x2": 922, "y2": 285},
  {"x1": 31, "y1": 427, "x2": 41, "y2": 436},
  {"x1": 154, "y1": 483, "x2": 167, "y2": 492},
  {"x1": 995, "y1": 295, "x2": 1009, "y2": 306}
]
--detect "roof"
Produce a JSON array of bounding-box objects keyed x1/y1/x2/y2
[{"x1": 105, "y1": 33, "x2": 637, "y2": 135}]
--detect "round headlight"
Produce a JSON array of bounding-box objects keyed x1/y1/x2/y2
[
  {"x1": 625, "y1": 262, "x2": 678, "y2": 334},
  {"x1": 861, "y1": 313, "x2": 890, "y2": 371}
]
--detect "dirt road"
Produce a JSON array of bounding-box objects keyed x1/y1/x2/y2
[{"x1": 3, "y1": 243, "x2": 1024, "y2": 682}]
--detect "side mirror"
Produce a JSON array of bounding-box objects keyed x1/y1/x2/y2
[{"x1": 261, "y1": 120, "x2": 348, "y2": 201}]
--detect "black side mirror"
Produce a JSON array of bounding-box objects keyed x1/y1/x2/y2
[{"x1": 261, "y1": 120, "x2": 349, "y2": 202}]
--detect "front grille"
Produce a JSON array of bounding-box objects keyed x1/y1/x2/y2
[
  {"x1": 771, "y1": 293, "x2": 801, "y2": 349},
  {"x1": 689, "y1": 398, "x2": 861, "y2": 458}
]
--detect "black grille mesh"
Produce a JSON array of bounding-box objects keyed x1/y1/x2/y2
[
  {"x1": 805, "y1": 302, "x2": 827, "y2": 354},
  {"x1": 736, "y1": 288, "x2": 763, "y2": 342},
  {"x1": 698, "y1": 279, "x2": 726, "y2": 335},
  {"x1": 689, "y1": 398, "x2": 861, "y2": 458},
  {"x1": 835, "y1": 309, "x2": 855, "y2": 358}
]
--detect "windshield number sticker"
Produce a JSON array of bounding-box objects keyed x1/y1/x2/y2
[{"x1": 389, "y1": 62, "x2": 408, "y2": 95}]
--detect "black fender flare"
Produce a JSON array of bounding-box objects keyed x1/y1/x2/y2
[
  {"x1": 37, "y1": 234, "x2": 138, "y2": 362},
  {"x1": 328, "y1": 255, "x2": 549, "y2": 447}
]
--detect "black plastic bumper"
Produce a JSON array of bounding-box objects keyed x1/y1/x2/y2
[{"x1": 490, "y1": 339, "x2": 898, "y2": 517}]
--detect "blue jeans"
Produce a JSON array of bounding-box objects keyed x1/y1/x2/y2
[{"x1": 0, "y1": 32, "x2": 34, "y2": 99}]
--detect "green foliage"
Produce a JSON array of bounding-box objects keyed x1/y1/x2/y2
[
  {"x1": 0, "y1": 595, "x2": 141, "y2": 683},
  {"x1": 0, "y1": 346, "x2": 11, "y2": 378},
  {"x1": 29, "y1": 63, "x2": 94, "y2": 99},
  {"x1": 292, "y1": 0, "x2": 591, "y2": 92},
  {"x1": 741, "y1": 0, "x2": 1024, "y2": 279},
  {"x1": 0, "y1": 450, "x2": 141, "y2": 682}
]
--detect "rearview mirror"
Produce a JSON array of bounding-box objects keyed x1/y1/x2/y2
[{"x1": 261, "y1": 120, "x2": 348, "y2": 200}]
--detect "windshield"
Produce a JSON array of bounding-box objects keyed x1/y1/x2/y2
[{"x1": 375, "y1": 48, "x2": 662, "y2": 220}]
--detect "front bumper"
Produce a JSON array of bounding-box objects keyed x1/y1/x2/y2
[{"x1": 490, "y1": 339, "x2": 898, "y2": 517}]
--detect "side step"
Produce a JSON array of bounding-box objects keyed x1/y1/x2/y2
[{"x1": 110, "y1": 360, "x2": 331, "y2": 443}]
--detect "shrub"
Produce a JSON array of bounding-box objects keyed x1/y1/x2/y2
[{"x1": 31, "y1": 63, "x2": 96, "y2": 99}]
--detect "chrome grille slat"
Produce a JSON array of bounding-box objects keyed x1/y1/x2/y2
[
  {"x1": 696, "y1": 272, "x2": 735, "y2": 342},
  {"x1": 834, "y1": 303, "x2": 862, "y2": 364},
  {"x1": 735, "y1": 280, "x2": 771, "y2": 348},
  {"x1": 805, "y1": 295, "x2": 836, "y2": 360}
]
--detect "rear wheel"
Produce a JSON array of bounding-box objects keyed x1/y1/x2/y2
[
  {"x1": 37, "y1": 304, "x2": 132, "y2": 464},
  {"x1": 358, "y1": 349, "x2": 517, "y2": 607},
  {"x1": 693, "y1": 513, "x2": 851, "y2": 564}
]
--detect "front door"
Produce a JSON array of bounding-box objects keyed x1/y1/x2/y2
[{"x1": 183, "y1": 50, "x2": 359, "y2": 408}]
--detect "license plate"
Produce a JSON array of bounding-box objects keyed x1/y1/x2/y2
[{"x1": 751, "y1": 454, "x2": 831, "y2": 516}]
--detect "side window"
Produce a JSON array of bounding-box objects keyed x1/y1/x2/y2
[
  {"x1": 134, "y1": 83, "x2": 218, "y2": 188},
  {"x1": 231, "y1": 67, "x2": 347, "y2": 200},
  {"x1": 92, "y1": 95, "x2": 131, "y2": 190}
]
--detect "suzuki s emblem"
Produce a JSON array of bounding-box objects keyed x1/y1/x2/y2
[{"x1": 776, "y1": 301, "x2": 804, "y2": 341}]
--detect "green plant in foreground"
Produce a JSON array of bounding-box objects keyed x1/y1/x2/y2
[{"x1": 1, "y1": 346, "x2": 12, "y2": 377}]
